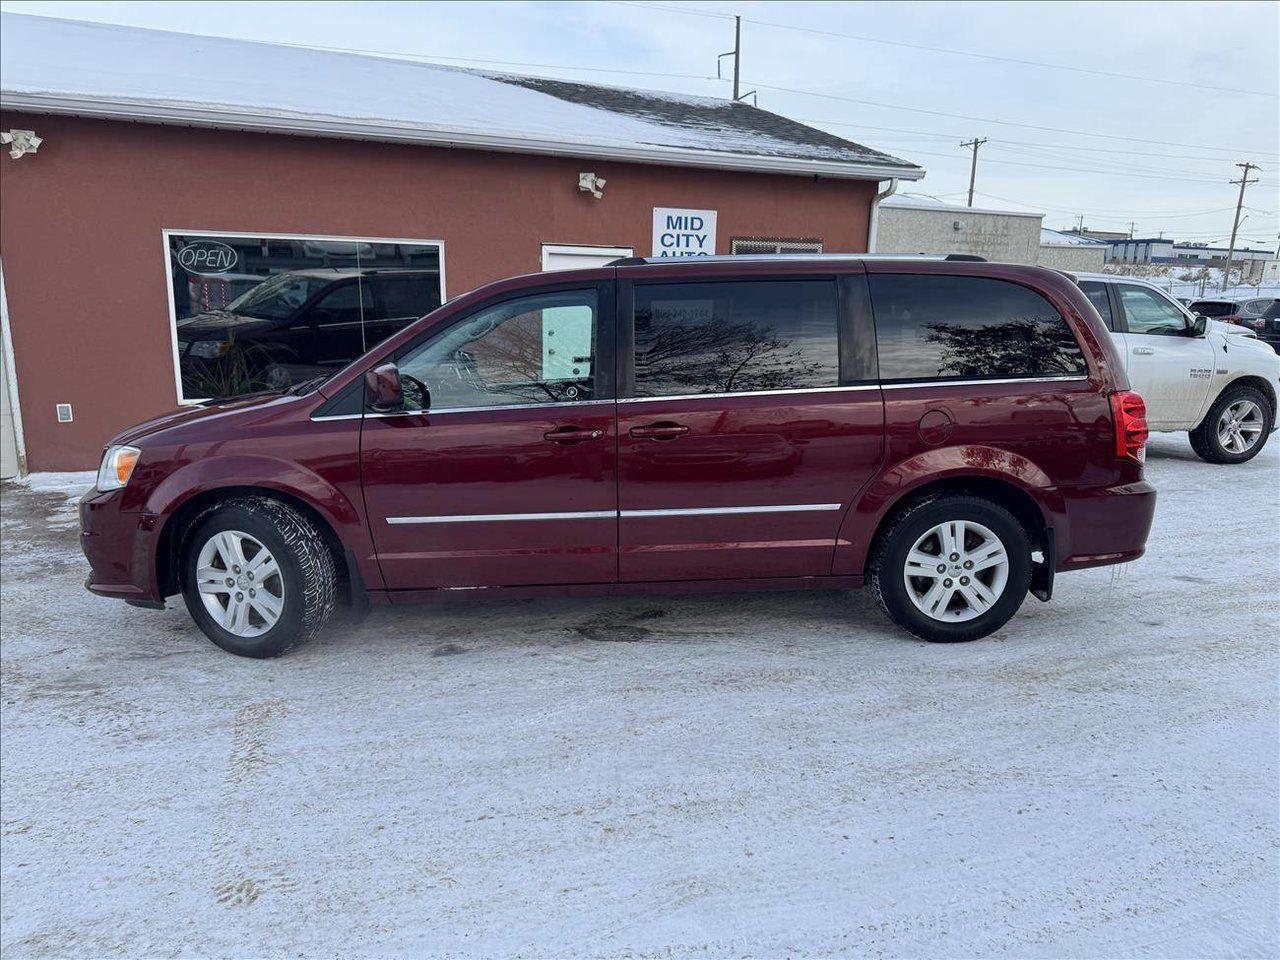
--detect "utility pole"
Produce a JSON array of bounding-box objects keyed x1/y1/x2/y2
[
  {"x1": 1222, "y1": 161, "x2": 1261, "y2": 292},
  {"x1": 1075, "y1": 214, "x2": 1085, "y2": 233},
  {"x1": 1128, "y1": 221, "x2": 1137, "y2": 239},
  {"x1": 717, "y1": 17, "x2": 756, "y2": 103},
  {"x1": 960, "y1": 137, "x2": 986, "y2": 207}
]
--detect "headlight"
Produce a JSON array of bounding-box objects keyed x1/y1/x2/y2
[
  {"x1": 189, "y1": 340, "x2": 231, "y2": 359},
  {"x1": 97, "y1": 445, "x2": 141, "y2": 491}
]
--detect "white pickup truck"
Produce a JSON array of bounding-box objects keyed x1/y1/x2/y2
[{"x1": 1070, "y1": 273, "x2": 1280, "y2": 464}]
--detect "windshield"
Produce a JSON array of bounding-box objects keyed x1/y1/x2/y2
[{"x1": 226, "y1": 273, "x2": 334, "y2": 320}]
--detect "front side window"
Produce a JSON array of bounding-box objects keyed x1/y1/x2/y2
[
  {"x1": 397, "y1": 290, "x2": 598, "y2": 410},
  {"x1": 870, "y1": 274, "x2": 1087, "y2": 382},
  {"x1": 1078, "y1": 280, "x2": 1114, "y2": 330},
  {"x1": 632, "y1": 280, "x2": 839, "y2": 397},
  {"x1": 1117, "y1": 285, "x2": 1188, "y2": 336},
  {"x1": 167, "y1": 232, "x2": 442, "y2": 400}
]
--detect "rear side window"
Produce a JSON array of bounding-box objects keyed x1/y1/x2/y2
[
  {"x1": 869, "y1": 274, "x2": 1087, "y2": 382},
  {"x1": 1188, "y1": 301, "x2": 1236, "y2": 318},
  {"x1": 632, "y1": 280, "x2": 839, "y2": 397},
  {"x1": 1078, "y1": 280, "x2": 1114, "y2": 330}
]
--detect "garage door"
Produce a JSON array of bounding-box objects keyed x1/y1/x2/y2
[{"x1": 541, "y1": 244, "x2": 633, "y2": 272}]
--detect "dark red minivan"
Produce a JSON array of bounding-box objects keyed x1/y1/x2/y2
[{"x1": 80, "y1": 256, "x2": 1156, "y2": 657}]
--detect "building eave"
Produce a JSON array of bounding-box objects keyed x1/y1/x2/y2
[{"x1": 1, "y1": 91, "x2": 927, "y2": 182}]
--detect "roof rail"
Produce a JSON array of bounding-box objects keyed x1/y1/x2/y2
[{"x1": 606, "y1": 253, "x2": 989, "y2": 267}]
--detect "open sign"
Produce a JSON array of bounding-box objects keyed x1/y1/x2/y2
[{"x1": 176, "y1": 240, "x2": 238, "y2": 275}]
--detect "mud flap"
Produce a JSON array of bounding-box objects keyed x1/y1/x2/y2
[{"x1": 1030, "y1": 527, "x2": 1055, "y2": 602}]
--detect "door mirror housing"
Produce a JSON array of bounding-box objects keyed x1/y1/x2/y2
[
  {"x1": 1188, "y1": 315, "x2": 1208, "y2": 337},
  {"x1": 364, "y1": 362, "x2": 404, "y2": 412}
]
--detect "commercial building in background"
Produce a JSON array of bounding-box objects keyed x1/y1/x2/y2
[
  {"x1": 874, "y1": 195, "x2": 1107, "y2": 272},
  {"x1": 0, "y1": 14, "x2": 923, "y2": 472}
]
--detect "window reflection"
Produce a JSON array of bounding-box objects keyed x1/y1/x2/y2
[
  {"x1": 169, "y1": 234, "x2": 442, "y2": 400},
  {"x1": 633, "y1": 280, "x2": 839, "y2": 396},
  {"x1": 871, "y1": 275, "x2": 1087, "y2": 381}
]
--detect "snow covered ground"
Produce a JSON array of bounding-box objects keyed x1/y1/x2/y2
[{"x1": 1, "y1": 433, "x2": 1277, "y2": 958}]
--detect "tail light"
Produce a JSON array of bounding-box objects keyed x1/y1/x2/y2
[
  {"x1": 1110, "y1": 391, "x2": 1148, "y2": 462},
  {"x1": 1220, "y1": 315, "x2": 1245, "y2": 325}
]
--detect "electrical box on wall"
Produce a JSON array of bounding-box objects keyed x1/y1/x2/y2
[{"x1": 55, "y1": 403, "x2": 72, "y2": 423}]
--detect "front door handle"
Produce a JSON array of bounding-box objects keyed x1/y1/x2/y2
[
  {"x1": 1132, "y1": 346, "x2": 1156, "y2": 355},
  {"x1": 629, "y1": 422, "x2": 690, "y2": 441},
  {"x1": 543, "y1": 426, "x2": 604, "y2": 444}
]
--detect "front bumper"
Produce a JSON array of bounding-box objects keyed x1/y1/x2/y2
[
  {"x1": 1053, "y1": 479, "x2": 1157, "y2": 571},
  {"x1": 79, "y1": 488, "x2": 164, "y2": 605}
]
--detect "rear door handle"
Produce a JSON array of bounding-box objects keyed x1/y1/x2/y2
[
  {"x1": 1132, "y1": 346, "x2": 1156, "y2": 355},
  {"x1": 629, "y1": 422, "x2": 690, "y2": 441},
  {"x1": 543, "y1": 426, "x2": 604, "y2": 444}
]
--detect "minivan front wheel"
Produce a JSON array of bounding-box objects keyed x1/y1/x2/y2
[
  {"x1": 871, "y1": 495, "x2": 1032, "y2": 642},
  {"x1": 181, "y1": 497, "x2": 337, "y2": 658}
]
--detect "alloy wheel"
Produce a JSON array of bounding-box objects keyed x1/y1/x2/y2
[
  {"x1": 902, "y1": 520, "x2": 1010, "y2": 623},
  {"x1": 194, "y1": 530, "x2": 285, "y2": 637},
  {"x1": 1217, "y1": 399, "x2": 1264, "y2": 454}
]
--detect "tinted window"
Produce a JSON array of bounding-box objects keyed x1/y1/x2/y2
[
  {"x1": 1117, "y1": 285, "x2": 1188, "y2": 336},
  {"x1": 377, "y1": 276, "x2": 438, "y2": 319},
  {"x1": 1078, "y1": 280, "x2": 1114, "y2": 329},
  {"x1": 1241, "y1": 298, "x2": 1277, "y2": 317},
  {"x1": 1188, "y1": 300, "x2": 1236, "y2": 318},
  {"x1": 869, "y1": 274, "x2": 1087, "y2": 381},
  {"x1": 308, "y1": 282, "x2": 374, "y2": 327},
  {"x1": 632, "y1": 280, "x2": 839, "y2": 397},
  {"x1": 397, "y1": 289, "x2": 598, "y2": 410},
  {"x1": 1263, "y1": 301, "x2": 1280, "y2": 320}
]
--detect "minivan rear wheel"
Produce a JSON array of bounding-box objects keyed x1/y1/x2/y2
[
  {"x1": 180, "y1": 497, "x2": 337, "y2": 658},
  {"x1": 871, "y1": 495, "x2": 1032, "y2": 643}
]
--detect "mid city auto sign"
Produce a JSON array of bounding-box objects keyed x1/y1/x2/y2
[{"x1": 652, "y1": 207, "x2": 717, "y2": 257}]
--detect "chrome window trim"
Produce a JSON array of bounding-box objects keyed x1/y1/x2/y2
[
  {"x1": 621, "y1": 384, "x2": 878, "y2": 404},
  {"x1": 880, "y1": 375, "x2": 1089, "y2": 390},
  {"x1": 385, "y1": 503, "x2": 843, "y2": 525},
  {"x1": 311, "y1": 398, "x2": 615, "y2": 421}
]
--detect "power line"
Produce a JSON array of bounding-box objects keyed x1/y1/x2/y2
[
  {"x1": 971, "y1": 191, "x2": 1242, "y2": 218},
  {"x1": 863, "y1": 144, "x2": 1230, "y2": 184},
  {"x1": 739, "y1": 14, "x2": 1278, "y2": 99},
  {"x1": 801, "y1": 118, "x2": 1259, "y2": 162},
  {"x1": 746, "y1": 80, "x2": 1273, "y2": 156},
  {"x1": 611, "y1": 1, "x2": 1277, "y2": 96}
]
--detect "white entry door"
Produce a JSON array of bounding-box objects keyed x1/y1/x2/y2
[{"x1": 541, "y1": 244, "x2": 633, "y2": 272}]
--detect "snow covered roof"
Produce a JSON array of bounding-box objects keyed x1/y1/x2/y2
[
  {"x1": 0, "y1": 13, "x2": 924, "y2": 182},
  {"x1": 882, "y1": 193, "x2": 1042, "y2": 219},
  {"x1": 1040, "y1": 227, "x2": 1109, "y2": 246}
]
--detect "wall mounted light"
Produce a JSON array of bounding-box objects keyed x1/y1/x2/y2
[
  {"x1": 578, "y1": 172, "x2": 606, "y2": 199},
  {"x1": 2, "y1": 130, "x2": 42, "y2": 159}
]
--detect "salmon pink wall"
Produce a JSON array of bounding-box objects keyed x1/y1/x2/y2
[{"x1": 0, "y1": 112, "x2": 877, "y2": 470}]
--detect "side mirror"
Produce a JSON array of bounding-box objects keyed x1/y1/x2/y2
[
  {"x1": 364, "y1": 361, "x2": 404, "y2": 412},
  {"x1": 1189, "y1": 316, "x2": 1207, "y2": 337}
]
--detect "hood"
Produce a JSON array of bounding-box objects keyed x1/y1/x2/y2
[
  {"x1": 109, "y1": 391, "x2": 298, "y2": 446},
  {"x1": 1208, "y1": 318, "x2": 1257, "y2": 337},
  {"x1": 175, "y1": 310, "x2": 277, "y2": 340}
]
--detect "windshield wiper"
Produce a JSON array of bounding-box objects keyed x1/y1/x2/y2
[{"x1": 286, "y1": 375, "x2": 329, "y2": 396}]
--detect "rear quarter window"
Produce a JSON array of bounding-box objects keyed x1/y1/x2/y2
[{"x1": 869, "y1": 274, "x2": 1088, "y2": 382}]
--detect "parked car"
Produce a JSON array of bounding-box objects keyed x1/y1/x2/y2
[
  {"x1": 1187, "y1": 297, "x2": 1280, "y2": 352},
  {"x1": 1070, "y1": 273, "x2": 1279, "y2": 462},
  {"x1": 176, "y1": 268, "x2": 441, "y2": 397},
  {"x1": 82, "y1": 256, "x2": 1162, "y2": 658}
]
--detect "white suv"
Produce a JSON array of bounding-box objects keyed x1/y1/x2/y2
[{"x1": 1071, "y1": 273, "x2": 1279, "y2": 463}]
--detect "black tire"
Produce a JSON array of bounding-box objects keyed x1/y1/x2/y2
[
  {"x1": 180, "y1": 496, "x2": 337, "y2": 658},
  {"x1": 870, "y1": 495, "x2": 1032, "y2": 643},
  {"x1": 1188, "y1": 383, "x2": 1274, "y2": 464}
]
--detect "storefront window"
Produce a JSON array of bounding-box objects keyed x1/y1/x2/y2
[{"x1": 166, "y1": 232, "x2": 443, "y2": 400}]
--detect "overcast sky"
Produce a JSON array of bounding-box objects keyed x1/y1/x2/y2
[{"x1": 4, "y1": 0, "x2": 1277, "y2": 247}]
